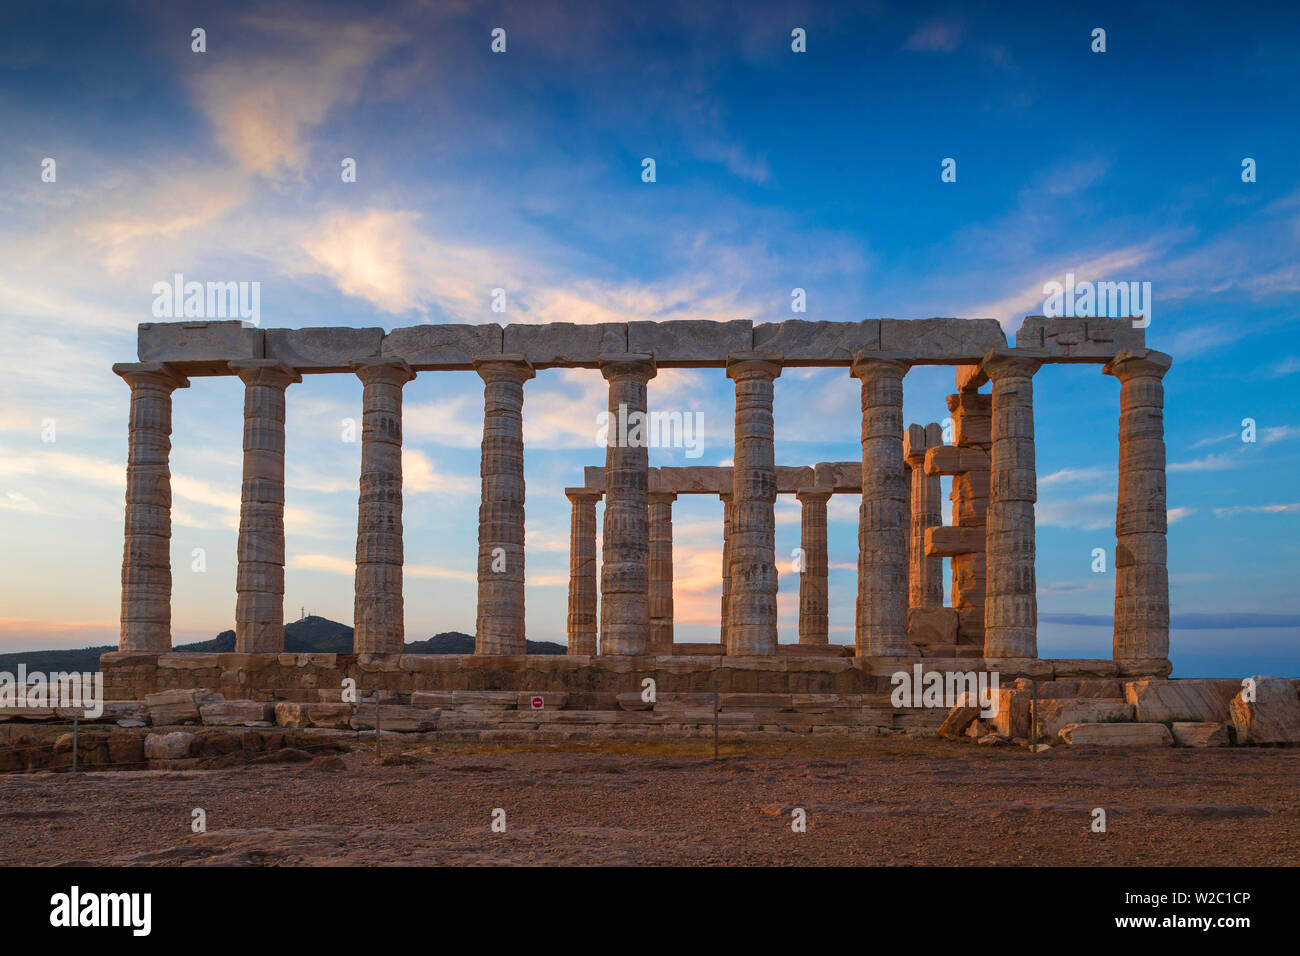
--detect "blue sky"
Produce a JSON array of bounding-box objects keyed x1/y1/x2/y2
[{"x1": 0, "y1": 0, "x2": 1297, "y2": 677}]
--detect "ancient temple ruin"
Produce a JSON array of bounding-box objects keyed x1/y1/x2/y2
[{"x1": 112, "y1": 316, "x2": 1173, "y2": 688}]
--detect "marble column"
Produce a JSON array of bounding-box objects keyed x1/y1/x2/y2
[
  {"x1": 352, "y1": 360, "x2": 415, "y2": 655},
  {"x1": 474, "y1": 355, "x2": 535, "y2": 654},
  {"x1": 795, "y1": 487, "x2": 831, "y2": 645},
  {"x1": 904, "y1": 422, "x2": 944, "y2": 608},
  {"x1": 981, "y1": 350, "x2": 1041, "y2": 658},
  {"x1": 648, "y1": 492, "x2": 677, "y2": 653},
  {"x1": 565, "y1": 488, "x2": 601, "y2": 655},
  {"x1": 230, "y1": 360, "x2": 301, "y2": 653},
  {"x1": 850, "y1": 354, "x2": 910, "y2": 656},
  {"x1": 1104, "y1": 349, "x2": 1174, "y2": 663},
  {"x1": 113, "y1": 362, "x2": 189, "y2": 652},
  {"x1": 719, "y1": 491, "x2": 733, "y2": 647},
  {"x1": 599, "y1": 353, "x2": 656, "y2": 654},
  {"x1": 726, "y1": 351, "x2": 782, "y2": 656}
]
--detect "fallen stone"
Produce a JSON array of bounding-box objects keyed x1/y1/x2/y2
[
  {"x1": 1171, "y1": 722, "x2": 1230, "y2": 748},
  {"x1": 146, "y1": 689, "x2": 222, "y2": 725},
  {"x1": 938, "y1": 699, "x2": 982, "y2": 739},
  {"x1": 143, "y1": 731, "x2": 195, "y2": 759},
  {"x1": 200, "y1": 701, "x2": 274, "y2": 726},
  {"x1": 1124, "y1": 677, "x2": 1239, "y2": 723},
  {"x1": 249, "y1": 747, "x2": 313, "y2": 765},
  {"x1": 307, "y1": 755, "x2": 347, "y2": 771},
  {"x1": 1032, "y1": 699, "x2": 1135, "y2": 741},
  {"x1": 350, "y1": 705, "x2": 440, "y2": 733},
  {"x1": 1229, "y1": 677, "x2": 1300, "y2": 745},
  {"x1": 1059, "y1": 722, "x2": 1173, "y2": 747}
]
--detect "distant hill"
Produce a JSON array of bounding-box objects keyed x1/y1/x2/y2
[{"x1": 0, "y1": 616, "x2": 565, "y2": 671}]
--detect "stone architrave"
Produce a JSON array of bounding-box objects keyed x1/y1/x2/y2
[
  {"x1": 981, "y1": 349, "x2": 1041, "y2": 658},
  {"x1": 648, "y1": 492, "x2": 677, "y2": 653},
  {"x1": 565, "y1": 488, "x2": 601, "y2": 655},
  {"x1": 726, "y1": 351, "x2": 783, "y2": 656},
  {"x1": 352, "y1": 360, "x2": 415, "y2": 654},
  {"x1": 474, "y1": 355, "x2": 535, "y2": 654},
  {"x1": 1103, "y1": 349, "x2": 1173, "y2": 663},
  {"x1": 795, "y1": 488, "x2": 832, "y2": 645},
  {"x1": 599, "y1": 353, "x2": 656, "y2": 654},
  {"x1": 229, "y1": 360, "x2": 301, "y2": 653},
  {"x1": 114, "y1": 362, "x2": 190, "y2": 652},
  {"x1": 850, "y1": 354, "x2": 910, "y2": 656}
]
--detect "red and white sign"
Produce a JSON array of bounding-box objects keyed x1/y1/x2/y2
[{"x1": 530, "y1": 696, "x2": 544, "y2": 710}]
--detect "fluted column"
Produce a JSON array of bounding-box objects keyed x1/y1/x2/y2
[
  {"x1": 981, "y1": 350, "x2": 1041, "y2": 658},
  {"x1": 904, "y1": 422, "x2": 944, "y2": 608},
  {"x1": 474, "y1": 355, "x2": 535, "y2": 654},
  {"x1": 1104, "y1": 349, "x2": 1173, "y2": 663},
  {"x1": 565, "y1": 487, "x2": 601, "y2": 655},
  {"x1": 230, "y1": 360, "x2": 301, "y2": 653},
  {"x1": 850, "y1": 354, "x2": 910, "y2": 656},
  {"x1": 727, "y1": 351, "x2": 783, "y2": 656},
  {"x1": 795, "y1": 487, "x2": 831, "y2": 645},
  {"x1": 648, "y1": 492, "x2": 677, "y2": 653},
  {"x1": 719, "y1": 491, "x2": 733, "y2": 647},
  {"x1": 599, "y1": 353, "x2": 656, "y2": 654},
  {"x1": 113, "y1": 362, "x2": 189, "y2": 652},
  {"x1": 352, "y1": 360, "x2": 415, "y2": 655}
]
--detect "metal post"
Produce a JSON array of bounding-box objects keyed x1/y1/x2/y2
[
  {"x1": 71, "y1": 714, "x2": 79, "y2": 774},
  {"x1": 375, "y1": 695, "x2": 382, "y2": 761},
  {"x1": 1030, "y1": 678, "x2": 1038, "y2": 750},
  {"x1": 713, "y1": 679, "x2": 719, "y2": 758}
]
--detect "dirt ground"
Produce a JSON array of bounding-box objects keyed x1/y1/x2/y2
[{"x1": 1, "y1": 737, "x2": 1297, "y2": 866}]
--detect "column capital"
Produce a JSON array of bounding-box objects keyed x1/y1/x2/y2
[
  {"x1": 849, "y1": 352, "x2": 910, "y2": 381},
  {"x1": 980, "y1": 348, "x2": 1044, "y2": 380},
  {"x1": 903, "y1": 422, "x2": 937, "y2": 465},
  {"x1": 113, "y1": 362, "x2": 189, "y2": 391},
  {"x1": 352, "y1": 359, "x2": 415, "y2": 387},
  {"x1": 795, "y1": 486, "x2": 832, "y2": 504},
  {"x1": 598, "y1": 352, "x2": 656, "y2": 382},
  {"x1": 648, "y1": 491, "x2": 678, "y2": 505},
  {"x1": 229, "y1": 358, "x2": 302, "y2": 388},
  {"x1": 565, "y1": 486, "x2": 603, "y2": 503},
  {"x1": 726, "y1": 350, "x2": 783, "y2": 381},
  {"x1": 473, "y1": 353, "x2": 535, "y2": 384},
  {"x1": 1103, "y1": 348, "x2": 1173, "y2": 382},
  {"x1": 719, "y1": 491, "x2": 734, "y2": 503}
]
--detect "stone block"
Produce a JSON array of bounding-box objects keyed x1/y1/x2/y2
[
  {"x1": 349, "y1": 705, "x2": 440, "y2": 733},
  {"x1": 1032, "y1": 699, "x2": 1134, "y2": 741},
  {"x1": 145, "y1": 689, "x2": 212, "y2": 725},
  {"x1": 1229, "y1": 676, "x2": 1300, "y2": 744},
  {"x1": 516, "y1": 692, "x2": 568, "y2": 711},
  {"x1": 381, "y1": 324, "x2": 503, "y2": 369},
  {"x1": 200, "y1": 701, "x2": 274, "y2": 726},
  {"x1": 1124, "y1": 678, "x2": 1239, "y2": 723},
  {"x1": 143, "y1": 731, "x2": 195, "y2": 759},
  {"x1": 926, "y1": 526, "x2": 984, "y2": 557},
  {"x1": 138, "y1": 321, "x2": 263, "y2": 373},
  {"x1": 879, "y1": 318, "x2": 1006, "y2": 362},
  {"x1": 751, "y1": 320, "x2": 879, "y2": 364},
  {"x1": 503, "y1": 322, "x2": 626, "y2": 366},
  {"x1": 264, "y1": 327, "x2": 383, "y2": 371},
  {"x1": 924, "y1": 445, "x2": 988, "y2": 476},
  {"x1": 1014, "y1": 316, "x2": 1145, "y2": 360},
  {"x1": 812, "y1": 461, "x2": 864, "y2": 492},
  {"x1": 1059, "y1": 722, "x2": 1173, "y2": 747},
  {"x1": 628, "y1": 320, "x2": 752, "y2": 365},
  {"x1": 1171, "y1": 722, "x2": 1230, "y2": 747},
  {"x1": 907, "y1": 607, "x2": 959, "y2": 647}
]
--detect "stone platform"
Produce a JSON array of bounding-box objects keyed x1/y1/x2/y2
[{"x1": 100, "y1": 651, "x2": 1174, "y2": 701}]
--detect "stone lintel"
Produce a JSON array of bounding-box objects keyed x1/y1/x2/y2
[
  {"x1": 137, "y1": 321, "x2": 263, "y2": 375},
  {"x1": 265, "y1": 327, "x2": 384, "y2": 372},
  {"x1": 1015, "y1": 315, "x2": 1147, "y2": 362},
  {"x1": 630, "y1": 320, "x2": 752, "y2": 366},
  {"x1": 382, "y1": 324, "x2": 503, "y2": 370},
  {"x1": 505, "y1": 322, "x2": 627, "y2": 367},
  {"x1": 924, "y1": 444, "x2": 989, "y2": 476}
]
